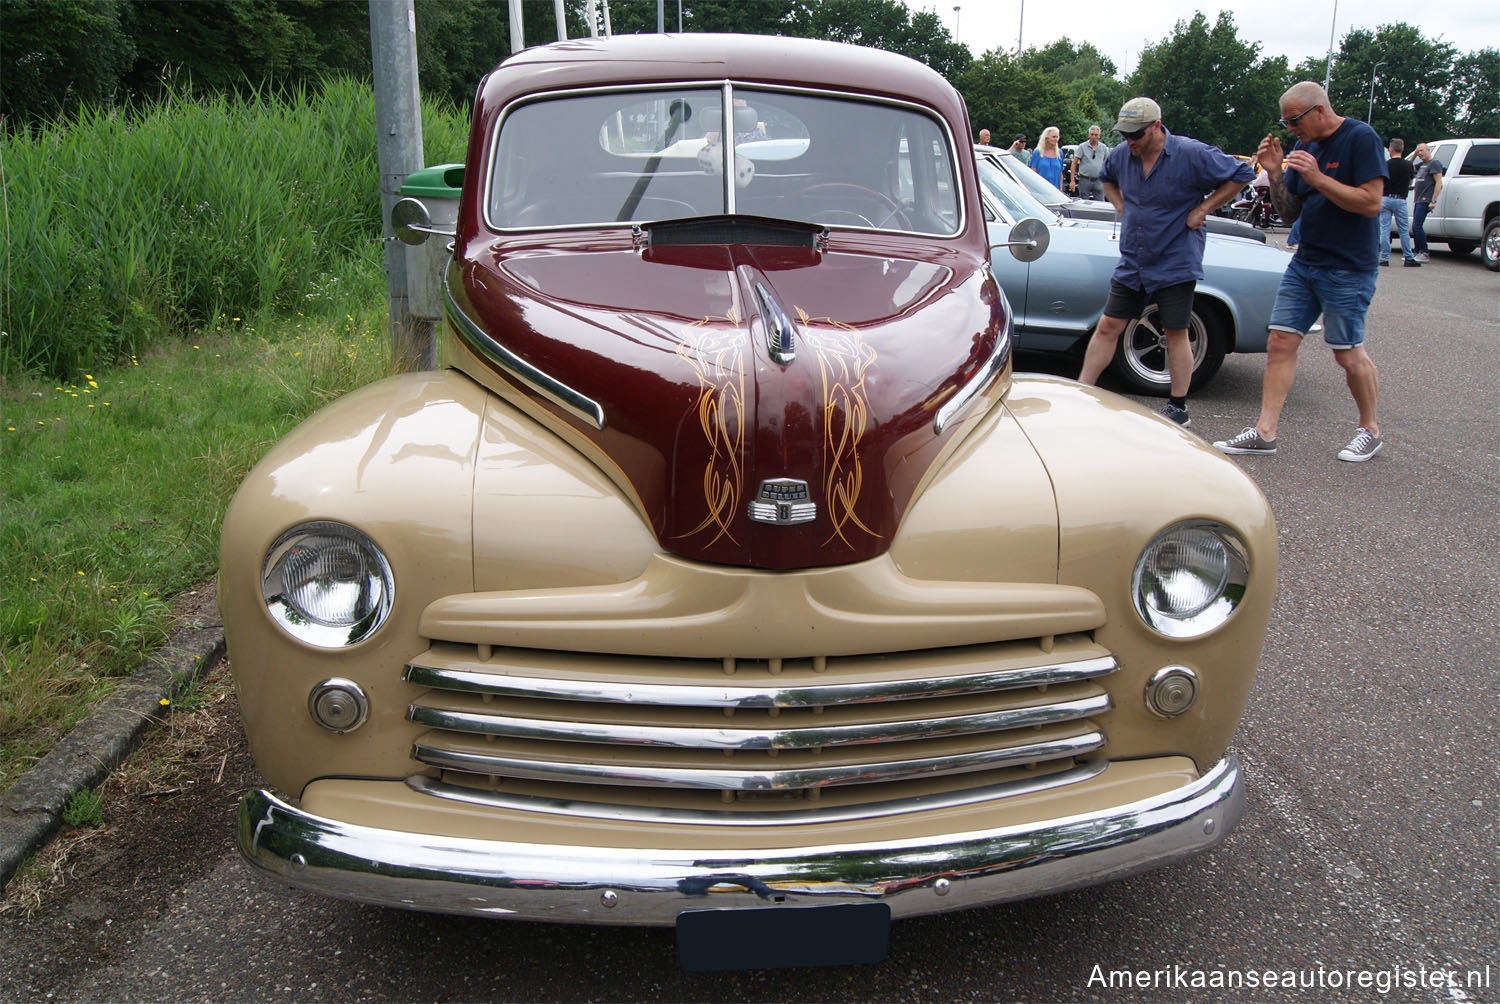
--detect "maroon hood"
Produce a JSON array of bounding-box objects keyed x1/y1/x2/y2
[{"x1": 450, "y1": 227, "x2": 1005, "y2": 569}]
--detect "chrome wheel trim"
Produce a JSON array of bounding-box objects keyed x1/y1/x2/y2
[{"x1": 1121, "y1": 305, "x2": 1208, "y2": 387}]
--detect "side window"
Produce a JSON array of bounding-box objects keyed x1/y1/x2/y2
[
  {"x1": 1432, "y1": 143, "x2": 1458, "y2": 173},
  {"x1": 1458, "y1": 143, "x2": 1499, "y2": 177}
]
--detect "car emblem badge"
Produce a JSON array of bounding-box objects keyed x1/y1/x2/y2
[{"x1": 748, "y1": 478, "x2": 817, "y2": 526}]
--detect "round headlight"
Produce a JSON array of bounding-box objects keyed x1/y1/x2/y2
[
  {"x1": 1132, "y1": 521, "x2": 1249, "y2": 638},
  {"x1": 262, "y1": 522, "x2": 394, "y2": 647}
]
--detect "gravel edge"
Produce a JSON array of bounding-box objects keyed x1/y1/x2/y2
[{"x1": 0, "y1": 601, "x2": 226, "y2": 888}]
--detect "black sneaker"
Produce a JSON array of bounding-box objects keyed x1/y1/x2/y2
[
  {"x1": 1403, "y1": 258, "x2": 1421, "y2": 267},
  {"x1": 1380, "y1": 259, "x2": 1390, "y2": 266},
  {"x1": 1213, "y1": 427, "x2": 1277, "y2": 455},
  {"x1": 1160, "y1": 402, "x2": 1191, "y2": 427}
]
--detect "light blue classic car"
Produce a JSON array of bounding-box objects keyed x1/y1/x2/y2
[{"x1": 977, "y1": 154, "x2": 1292, "y2": 393}]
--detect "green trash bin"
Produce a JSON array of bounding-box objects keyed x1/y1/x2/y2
[{"x1": 396, "y1": 164, "x2": 464, "y2": 320}]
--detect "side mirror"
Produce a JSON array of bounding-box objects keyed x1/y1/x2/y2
[
  {"x1": 1000, "y1": 217, "x2": 1050, "y2": 262},
  {"x1": 391, "y1": 197, "x2": 453, "y2": 246}
]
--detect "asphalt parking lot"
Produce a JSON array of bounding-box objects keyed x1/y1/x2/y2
[{"x1": 2, "y1": 240, "x2": 1495, "y2": 1003}]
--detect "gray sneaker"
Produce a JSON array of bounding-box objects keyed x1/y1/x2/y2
[
  {"x1": 1416, "y1": 251, "x2": 1430, "y2": 263},
  {"x1": 1160, "y1": 402, "x2": 1191, "y2": 427},
  {"x1": 1213, "y1": 427, "x2": 1277, "y2": 455},
  {"x1": 1337, "y1": 427, "x2": 1383, "y2": 462}
]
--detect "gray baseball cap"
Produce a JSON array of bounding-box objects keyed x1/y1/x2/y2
[{"x1": 1114, "y1": 97, "x2": 1161, "y2": 133}]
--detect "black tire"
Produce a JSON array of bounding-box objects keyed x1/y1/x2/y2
[
  {"x1": 1483, "y1": 218, "x2": 1500, "y2": 272},
  {"x1": 1446, "y1": 238, "x2": 1478, "y2": 255},
  {"x1": 1109, "y1": 298, "x2": 1228, "y2": 396}
]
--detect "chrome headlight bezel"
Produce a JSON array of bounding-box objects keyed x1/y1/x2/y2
[
  {"x1": 261, "y1": 521, "x2": 394, "y2": 648},
  {"x1": 1132, "y1": 520, "x2": 1249, "y2": 639}
]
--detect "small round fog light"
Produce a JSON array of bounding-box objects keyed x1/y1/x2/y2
[
  {"x1": 309, "y1": 678, "x2": 369, "y2": 733},
  {"x1": 1145, "y1": 666, "x2": 1199, "y2": 718}
]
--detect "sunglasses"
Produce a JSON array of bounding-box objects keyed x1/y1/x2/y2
[
  {"x1": 1278, "y1": 105, "x2": 1319, "y2": 129},
  {"x1": 1121, "y1": 126, "x2": 1151, "y2": 141}
]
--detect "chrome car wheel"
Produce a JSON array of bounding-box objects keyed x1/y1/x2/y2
[
  {"x1": 1483, "y1": 218, "x2": 1499, "y2": 272},
  {"x1": 1111, "y1": 302, "x2": 1226, "y2": 396}
]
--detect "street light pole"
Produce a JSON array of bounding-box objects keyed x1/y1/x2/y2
[
  {"x1": 1367, "y1": 61, "x2": 1386, "y2": 123},
  {"x1": 952, "y1": 6, "x2": 960, "y2": 40},
  {"x1": 1323, "y1": 0, "x2": 1338, "y2": 92}
]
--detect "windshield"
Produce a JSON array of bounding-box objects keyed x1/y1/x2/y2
[
  {"x1": 488, "y1": 86, "x2": 960, "y2": 235},
  {"x1": 976, "y1": 158, "x2": 1058, "y2": 223},
  {"x1": 984, "y1": 153, "x2": 1069, "y2": 208}
]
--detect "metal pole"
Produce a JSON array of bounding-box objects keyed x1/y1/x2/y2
[
  {"x1": 657, "y1": 0, "x2": 664, "y2": 33},
  {"x1": 369, "y1": 0, "x2": 432, "y2": 370},
  {"x1": 508, "y1": 0, "x2": 524, "y2": 53},
  {"x1": 1323, "y1": 0, "x2": 1337, "y2": 92},
  {"x1": 1367, "y1": 61, "x2": 1385, "y2": 122},
  {"x1": 1017, "y1": 0, "x2": 1024, "y2": 54},
  {"x1": 585, "y1": 0, "x2": 598, "y2": 37},
  {"x1": 554, "y1": 0, "x2": 567, "y2": 41},
  {"x1": 952, "y1": 6, "x2": 959, "y2": 40}
]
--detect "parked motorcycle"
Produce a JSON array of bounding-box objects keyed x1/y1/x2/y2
[{"x1": 1227, "y1": 182, "x2": 1281, "y2": 230}]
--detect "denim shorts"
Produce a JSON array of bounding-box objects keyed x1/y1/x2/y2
[
  {"x1": 1103, "y1": 279, "x2": 1196, "y2": 330},
  {"x1": 1269, "y1": 257, "x2": 1377, "y2": 348}
]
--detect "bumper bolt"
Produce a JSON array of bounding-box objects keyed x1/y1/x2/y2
[
  {"x1": 600, "y1": 890, "x2": 619, "y2": 908},
  {"x1": 934, "y1": 878, "x2": 951, "y2": 896}
]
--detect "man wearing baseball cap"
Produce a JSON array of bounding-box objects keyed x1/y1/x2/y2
[
  {"x1": 1007, "y1": 133, "x2": 1028, "y2": 167},
  {"x1": 1077, "y1": 97, "x2": 1253, "y2": 426}
]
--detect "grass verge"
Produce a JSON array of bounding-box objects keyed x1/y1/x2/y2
[{"x1": 0, "y1": 303, "x2": 394, "y2": 791}]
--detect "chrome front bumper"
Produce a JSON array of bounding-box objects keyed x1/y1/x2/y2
[{"x1": 236, "y1": 756, "x2": 1243, "y2": 925}]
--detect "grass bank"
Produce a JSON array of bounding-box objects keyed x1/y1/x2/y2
[
  {"x1": 1, "y1": 80, "x2": 470, "y2": 790},
  {"x1": 0, "y1": 305, "x2": 396, "y2": 790},
  {"x1": 0, "y1": 76, "x2": 468, "y2": 381}
]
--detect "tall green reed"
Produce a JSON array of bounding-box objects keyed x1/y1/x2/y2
[{"x1": 0, "y1": 78, "x2": 469, "y2": 380}]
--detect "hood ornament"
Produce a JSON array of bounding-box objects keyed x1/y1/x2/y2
[
  {"x1": 755, "y1": 282, "x2": 797, "y2": 366},
  {"x1": 748, "y1": 478, "x2": 816, "y2": 526}
]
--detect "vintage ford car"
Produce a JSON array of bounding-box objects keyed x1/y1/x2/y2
[{"x1": 221, "y1": 33, "x2": 1275, "y2": 969}]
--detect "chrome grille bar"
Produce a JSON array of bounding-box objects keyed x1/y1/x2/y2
[
  {"x1": 410, "y1": 729, "x2": 1105, "y2": 790},
  {"x1": 405, "y1": 760, "x2": 1108, "y2": 825},
  {"x1": 407, "y1": 692, "x2": 1109, "y2": 750},
  {"x1": 404, "y1": 654, "x2": 1117, "y2": 708}
]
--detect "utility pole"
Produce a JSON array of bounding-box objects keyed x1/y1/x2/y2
[
  {"x1": 1323, "y1": 0, "x2": 1338, "y2": 93},
  {"x1": 1367, "y1": 61, "x2": 1386, "y2": 124},
  {"x1": 369, "y1": 0, "x2": 433, "y2": 370}
]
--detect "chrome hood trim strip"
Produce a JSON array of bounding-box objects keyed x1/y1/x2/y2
[
  {"x1": 443, "y1": 272, "x2": 607, "y2": 430},
  {"x1": 934, "y1": 294, "x2": 1011, "y2": 434}
]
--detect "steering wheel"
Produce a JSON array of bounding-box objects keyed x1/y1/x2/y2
[{"x1": 789, "y1": 183, "x2": 911, "y2": 230}]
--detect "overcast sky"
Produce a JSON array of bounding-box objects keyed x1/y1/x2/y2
[{"x1": 931, "y1": 0, "x2": 1497, "y2": 78}]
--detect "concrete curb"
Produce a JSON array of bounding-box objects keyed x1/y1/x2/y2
[{"x1": 0, "y1": 601, "x2": 226, "y2": 888}]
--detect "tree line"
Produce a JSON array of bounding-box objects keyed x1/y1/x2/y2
[{"x1": 3, "y1": 0, "x2": 1496, "y2": 152}]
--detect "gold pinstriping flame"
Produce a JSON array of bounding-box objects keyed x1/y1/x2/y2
[
  {"x1": 674, "y1": 306, "x2": 745, "y2": 546},
  {"x1": 795, "y1": 306, "x2": 881, "y2": 547}
]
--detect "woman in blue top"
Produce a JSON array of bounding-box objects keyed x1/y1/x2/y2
[{"x1": 1029, "y1": 126, "x2": 1065, "y2": 190}]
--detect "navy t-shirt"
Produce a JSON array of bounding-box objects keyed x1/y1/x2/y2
[{"x1": 1285, "y1": 117, "x2": 1387, "y2": 271}]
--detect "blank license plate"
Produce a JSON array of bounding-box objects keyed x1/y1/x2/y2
[{"x1": 676, "y1": 902, "x2": 891, "y2": 972}]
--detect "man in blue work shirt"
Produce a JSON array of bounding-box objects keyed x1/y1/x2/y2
[{"x1": 1077, "y1": 97, "x2": 1253, "y2": 426}]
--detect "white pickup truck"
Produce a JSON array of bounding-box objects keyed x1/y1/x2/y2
[{"x1": 1411, "y1": 138, "x2": 1499, "y2": 271}]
